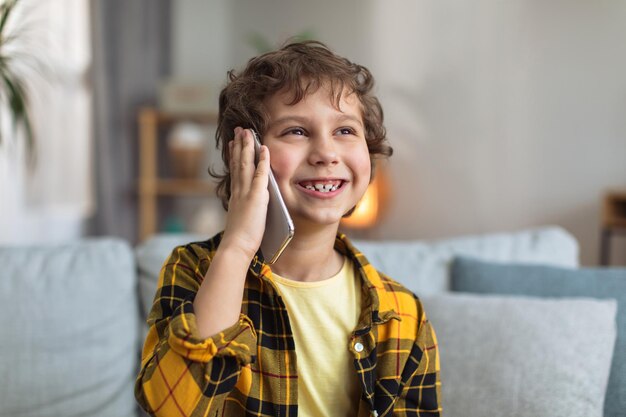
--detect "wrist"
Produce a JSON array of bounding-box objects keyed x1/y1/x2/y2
[
  {"x1": 216, "y1": 233, "x2": 259, "y2": 264},
  {"x1": 215, "y1": 238, "x2": 257, "y2": 266}
]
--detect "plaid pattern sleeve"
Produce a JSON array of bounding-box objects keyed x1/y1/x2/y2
[
  {"x1": 135, "y1": 241, "x2": 258, "y2": 416},
  {"x1": 392, "y1": 302, "x2": 441, "y2": 416}
]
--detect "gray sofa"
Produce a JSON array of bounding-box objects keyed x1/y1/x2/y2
[{"x1": 1, "y1": 226, "x2": 622, "y2": 417}]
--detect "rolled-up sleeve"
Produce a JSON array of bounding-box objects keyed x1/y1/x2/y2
[{"x1": 135, "y1": 244, "x2": 256, "y2": 416}]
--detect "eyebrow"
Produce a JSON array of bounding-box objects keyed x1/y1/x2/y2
[
  {"x1": 336, "y1": 114, "x2": 364, "y2": 127},
  {"x1": 270, "y1": 114, "x2": 364, "y2": 128}
]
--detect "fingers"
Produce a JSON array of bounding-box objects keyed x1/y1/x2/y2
[
  {"x1": 252, "y1": 144, "x2": 270, "y2": 192},
  {"x1": 228, "y1": 128, "x2": 242, "y2": 190},
  {"x1": 229, "y1": 128, "x2": 264, "y2": 197}
]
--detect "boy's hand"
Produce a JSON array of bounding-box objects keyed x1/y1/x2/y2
[{"x1": 220, "y1": 127, "x2": 270, "y2": 260}]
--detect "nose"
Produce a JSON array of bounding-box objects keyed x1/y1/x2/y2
[{"x1": 308, "y1": 134, "x2": 339, "y2": 166}]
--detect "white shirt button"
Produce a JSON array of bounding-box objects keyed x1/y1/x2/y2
[{"x1": 354, "y1": 342, "x2": 364, "y2": 352}]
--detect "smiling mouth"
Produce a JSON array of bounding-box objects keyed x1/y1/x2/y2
[{"x1": 298, "y1": 180, "x2": 345, "y2": 193}]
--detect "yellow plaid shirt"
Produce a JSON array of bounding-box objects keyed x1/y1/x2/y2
[{"x1": 135, "y1": 232, "x2": 441, "y2": 416}]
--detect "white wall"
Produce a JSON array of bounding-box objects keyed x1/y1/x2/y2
[
  {"x1": 171, "y1": 0, "x2": 373, "y2": 87},
  {"x1": 171, "y1": 0, "x2": 233, "y2": 83},
  {"x1": 171, "y1": 0, "x2": 626, "y2": 266}
]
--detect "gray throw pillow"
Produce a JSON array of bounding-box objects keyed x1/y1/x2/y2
[
  {"x1": 451, "y1": 257, "x2": 626, "y2": 417},
  {"x1": 422, "y1": 293, "x2": 617, "y2": 417},
  {"x1": 0, "y1": 239, "x2": 140, "y2": 417}
]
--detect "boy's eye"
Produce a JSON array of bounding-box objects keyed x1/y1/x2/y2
[
  {"x1": 286, "y1": 127, "x2": 306, "y2": 136},
  {"x1": 337, "y1": 127, "x2": 357, "y2": 135}
]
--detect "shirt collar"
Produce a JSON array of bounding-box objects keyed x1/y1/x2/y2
[
  {"x1": 333, "y1": 233, "x2": 402, "y2": 323},
  {"x1": 242, "y1": 231, "x2": 401, "y2": 323}
]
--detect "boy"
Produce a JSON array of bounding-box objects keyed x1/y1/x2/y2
[{"x1": 135, "y1": 41, "x2": 441, "y2": 417}]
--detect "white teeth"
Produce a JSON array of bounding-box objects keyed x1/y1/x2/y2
[{"x1": 304, "y1": 182, "x2": 340, "y2": 193}]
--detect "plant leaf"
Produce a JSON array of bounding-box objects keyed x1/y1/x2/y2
[
  {"x1": 292, "y1": 29, "x2": 316, "y2": 43},
  {"x1": 246, "y1": 32, "x2": 274, "y2": 54},
  {"x1": 0, "y1": 0, "x2": 18, "y2": 36},
  {"x1": 0, "y1": 0, "x2": 37, "y2": 166},
  {"x1": 1, "y1": 68, "x2": 36, "y2": 164}
]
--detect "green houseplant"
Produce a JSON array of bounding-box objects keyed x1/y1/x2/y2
[
  {"x1": 246, "y1": 29, "x2": 317, "y2": 53},
  {"x1": 0, "y1": 0, "x2": 35, "y2": 164}
]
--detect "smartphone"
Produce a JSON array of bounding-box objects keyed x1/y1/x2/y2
[{"x1": 250, "y1": 129, "x2": 295, "y2": 264}]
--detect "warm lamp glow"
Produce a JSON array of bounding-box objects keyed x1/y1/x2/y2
[
  {"x1": 342, "y1": 162, "x2": 389, "y2": 229},
  {"x1": 342, "y1": 181, "x2": 380, "y2": 228}
]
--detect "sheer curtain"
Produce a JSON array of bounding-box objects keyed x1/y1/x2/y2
[
  {"x1": 88, "y1": 0, "x2": 171, "y2": 243},
  {"x1": 0, "y1": 0, "x2": 92, "y2": 243}
]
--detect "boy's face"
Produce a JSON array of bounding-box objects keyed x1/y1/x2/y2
[{"x1": 262, "y1": 84, "x2": 371, "y2": 230}]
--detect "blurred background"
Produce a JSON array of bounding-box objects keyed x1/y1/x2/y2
[{"x1": 1, "y1": 0, "x2": 626, "y2": 266}]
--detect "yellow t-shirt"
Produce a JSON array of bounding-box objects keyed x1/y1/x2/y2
[{"x1": 272, "y1": 257, "x2": 362, "y2": 417}]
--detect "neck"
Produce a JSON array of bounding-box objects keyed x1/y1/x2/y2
[{"x1": 269, "y1": 222, "x2": 343, "y2": 282}]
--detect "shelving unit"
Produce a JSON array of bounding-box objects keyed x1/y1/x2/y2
[
  {"x1": 599, "y1": 190, "x2": 626, "y2": 265},
  {"x1": 137, "y1": 107, "x2": 218, "y2": 241}
]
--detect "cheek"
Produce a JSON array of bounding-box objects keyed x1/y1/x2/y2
[
  {"x1": 353, "y1": 147, "x2": 372, "y2": 181},
  {"x1": 266, "y1": 147, "x2": 295, "y2": 182},
  {"x1": 351, "y1": 149, "x2": 373, "y2": 197}
]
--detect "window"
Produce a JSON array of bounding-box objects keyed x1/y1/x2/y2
[{"x1": 0, "y1": 0, "x2": 92, "y2": 242}]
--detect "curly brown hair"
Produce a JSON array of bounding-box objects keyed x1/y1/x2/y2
[{"x1": 210, "y1": 40, "x2": 392, "y2": 210}]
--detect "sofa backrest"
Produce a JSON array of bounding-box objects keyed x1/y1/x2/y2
[
  {"x1": 0, "y1": 239, "x2": 140, "y2": 417},
  {"x1": 353, "y1": 226, "x2": 579, "y2": 295},
  {"x1": 136, "y1": 226, "x2": 579, "y2": 318}
]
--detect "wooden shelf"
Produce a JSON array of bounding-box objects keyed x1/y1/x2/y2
[
  {"x1": 151, "y1": 110, "x2": 218, "y2": 125},
  {"x1": 138, "y1": 179, "x2": 215, "y2": 195},
  {"x1": 155, "y1": 179, "x2": 215, "y2": 195},
  {"x1": 599, "y1": 189, "x2": 626, "y2": 265},
  {"x1": 137, "y1": 107, "x2": 219, "y2": 241},
  {"x1": 602, "y1": 190, "x2": 626, "y2": 229}
]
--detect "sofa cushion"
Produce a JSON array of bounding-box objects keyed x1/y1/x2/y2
[
  {"x1": 451, "y1": 257, "x2": 626, "y2": 417},
  {"x1": 0, "y1": 239, "x2": 140, "y2": 417},
  {"x1": 422, "y1": 293, "x2": 617, "y2": 417}
]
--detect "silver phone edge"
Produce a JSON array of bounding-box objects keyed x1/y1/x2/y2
[
  {"x1": 265, "y1": 166, "x2": 295, "y2": 264},
  {"x1": 250, "y1": 129, "x2": 296, "y2": 265}
]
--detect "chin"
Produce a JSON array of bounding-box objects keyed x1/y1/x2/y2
[{"x1": 293, "y1": 211, "x2": 344, "y2": 229}]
